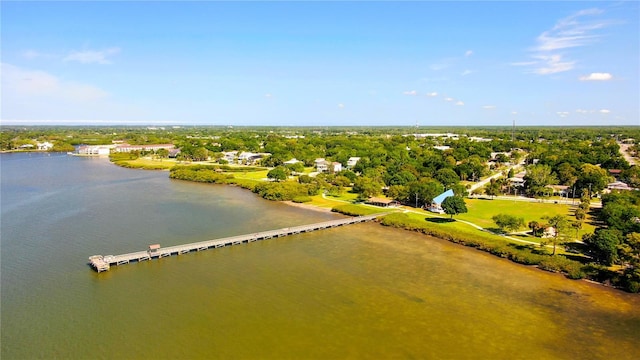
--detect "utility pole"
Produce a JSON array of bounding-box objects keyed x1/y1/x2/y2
[{"x1": 415, "y1": 193, "x2": 419, "y2": 208}]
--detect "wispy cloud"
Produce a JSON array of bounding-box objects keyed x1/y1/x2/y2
[
  {"x1": 444, "y1": 97, "x2": 454, "y2": 102},
  {"x1": 2, "y1": 63, "x2": 109, "y2": 102},
  {"x1": 599, "y1": 109, "x2": 610, "y2": 114},
  {"x1": 579, "y1": 72, "x2": 613, "y2": 81},
  {"x1": 515, "y1": 8, "x2": 612, "y2": 75},
  {"x1": 64, "y1": 47, "x2": 120, "y2": 64},
  {"x1": 460, "y1": 69, "x2": 473, "y2": 76},
  {"x1": 337, "y1": 103, "x2": 345, "y2": 109},
  {"x1": 455, "y1": 101, "x2": 464, "y2": 106},
  {"x1": 425, "y1": 92, "x2": 438, "y2": 97},
  {"x1": 483, "y1": 105, "x2": 496, "y2": 109},
  {"x1": 464, "y1": 50, "x2": 473, "y2": 57},
  {"x1": 402, "y1": 90, "x2": 417, "y2": 96},
  {"x1": 264, "y1": 93, "x2": 273, "y2": 98}
]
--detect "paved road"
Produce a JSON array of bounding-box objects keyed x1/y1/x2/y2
[
  {"x1": 467, "y1": 163, "x2": 524, "y2": 193},
  {"x1": 618, "y1": 142, "x2": 637, "y2": 166},
  {"x1": 469, "y1": 194, "x2": 602, "y2": 208}
]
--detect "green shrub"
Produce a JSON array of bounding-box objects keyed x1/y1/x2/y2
[
  {"x1": 331, "y1": 205, "x2": 380, "y2": 216},
  {"x1": 169, "y1": 166, "x2": 233, "y2": 183},
  {"x1": 292, "y1": 196, "x2": 312, "y2": 203}
]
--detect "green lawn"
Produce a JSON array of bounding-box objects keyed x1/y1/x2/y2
[{"x1": 456, "y1": 198, "x2": 596, "y2": 240}]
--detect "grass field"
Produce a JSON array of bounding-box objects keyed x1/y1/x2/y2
[{"x1": 456, "y1": 198, "x2": 596, "y2": 240}]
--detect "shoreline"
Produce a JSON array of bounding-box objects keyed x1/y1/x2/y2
[
  {"x1": 282, "y1": 200, "x2": 336, "y2": 214},
  {"x1": 108, "y1": 158, "x2": 636, "y2": 294}
]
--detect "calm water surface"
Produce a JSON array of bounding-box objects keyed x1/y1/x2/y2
[{"x1": 1, "y1": 152, "x2": 639, "y2": 359}]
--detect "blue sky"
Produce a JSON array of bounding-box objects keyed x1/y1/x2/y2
[{"x1": 2, "y1": 1, "x2": 638, "y2": 126}]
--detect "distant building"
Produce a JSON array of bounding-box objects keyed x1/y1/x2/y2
[
  {"x1": 37, "y1": 142, "x2": 54, "y2": 151},
  {"x1": 114, "y1": 144, "x2": 175, "y2": 153},
  {"x1": 284, "y1": 158, "x2": 302, "y2": 165},
  {"x1": 433, "y1": 146, "x2": 450, "y2": 151},
  {"x1": 237, "y1": 152, "x2": 269, "y2": 165},
  {"x1": 76, "y1": 145, "x2": 113, "y2": 156},
  {"x1": 315, "y1": 158, "x2": 341, "y2": 173},
  {"x1": 607, "y1": 181, "x2": 634, "y2": 191},
  {"x1": 346, "y1": 157, "x2": 360, "y2": 168}
]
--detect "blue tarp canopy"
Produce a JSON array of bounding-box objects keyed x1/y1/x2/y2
[{"x1": 432, "y1": 189, "x2": 454, "y2": 205}]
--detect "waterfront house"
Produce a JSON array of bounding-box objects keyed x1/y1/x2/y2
[
  {"x1": 76, "y1": 145, "x2": 113, "y2": 156},
  {"x1": 37, "y1": 141, "x2": 54, "y2": 151},
  {"x1": 428, "y1": 189, "x2": 454, "y2": 213}
]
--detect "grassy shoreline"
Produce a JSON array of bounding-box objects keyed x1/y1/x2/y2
[{"x1": 110, "y1": 158, "x2": 635, "y2": 292}]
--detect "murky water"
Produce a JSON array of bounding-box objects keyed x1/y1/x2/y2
[{"x1": 2, "y1": 152, "x2": 639, "y2": 359}]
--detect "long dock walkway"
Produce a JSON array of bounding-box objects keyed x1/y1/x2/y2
[{"x1": 89, "y1": 214, "x2": 381, "y2": 272}]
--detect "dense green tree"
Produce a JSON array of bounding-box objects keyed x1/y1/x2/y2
[
  {"x1": 442, "y1": 196, "x2": 468, "y2": 219},
  {"x1": 267, "y1": 166, "x2": 289, "y2": 182},
  {"x1": 484, "y1": 178, "x2": 502, "y2": 198},
  {"x1": 434, "y1": 168, "x2": 460, "y2": 188},
  {"x1": 556, "y1": 162, "x2": 578, "y2": 186},
  {"x1": 192, "y1": 147, "x2": 209, "y2": 162},
  {"x1": 406, "y1": 179, "x2": 444, "y2": 207},
  {"x1": 583, "y1": 229, "x2": 621, "y2": 266},
  {"x1": 352, "y1": 176, "x2": 384, "y2": 198},
  {"x1": 492, "y1": 214, "x2": 525, "y2": 233},
  {"x1": 386, "y1": 185, "x2": 409, "y2": 202},
  {"x1": 575, "y1": 164, "x2": 610, "y2": 196},
  {"x1": 524, "y1": 164, "x2": 557, "y2": 197},
  {"x1": 619, "y1": 232, "x2": 640, "y2": 268}
]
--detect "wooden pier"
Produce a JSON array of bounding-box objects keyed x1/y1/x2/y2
[{"x1": 89, "y1": 214, "x2": 381, "y2": 272}]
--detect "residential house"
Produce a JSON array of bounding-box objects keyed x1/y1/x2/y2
[
  {"x1": 607, "y1": 181, "x2": 634, "y2": 191},
  {"x1": 37, "y1": 141, "x2": 54, "y2": 151},
  {"x1": 346, "y1": 157, "x2": 360, "y2": 168},
  {"x1": 315, "y1": 158, "x2": 342, "y2": 173},
  {"x1": 237, "y1": 152, "x2": 268, "y2": 165},
  {"x1": 222, "y1": 151, "x2": 237, "y2": 163},
  {"x1": 284, "y1": 158, "x2": 302, "y2": 165},
  {"x1": 427, "y1": 189, "x2": 454, "y2": 213}
]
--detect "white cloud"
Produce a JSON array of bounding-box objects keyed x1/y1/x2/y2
[
  {"x1": 425, "y1": 92, "x2": 438, "y2": 97},
  {"x1": 483, "y1": 105, "x2": 496, "y2": 109},
  {"x1": 338, "y1": 103, "x2": 345, "y2": 109},
  {"x1": 557, "y1": 111, "x2": 570, "y2": 117},
  {"x1": 516, "y1": 8, "x2": 611, "y2": 75},
  {"x1": 1, "y1": 63, "x2": 108, "y2": 101},
  {"x1": 444, "y1": 97, "x2": 454, "y2": 102},
  {"x1": 576, "y1": 109, "x2": 589, "y2": 114},
  {"x1": 534, "y1": 8, "x2": 606, "y2": 52},
  {"x1": 532, "y1": 54, "x2": 575, "y2": 75},
  {"x1": 511, "y1": 111, "x2": 518, "y2": 115},
  {"x1": 455, "y1": 101, "x2": 464, "y2": 106},
  {"x1": 460, "y1": 69, "x2": 473, "y2": 76},
  {"x1": 599, "y1": 109, "x2": 610, "y2": 113},
  {"x1": 403, "y1": 90, "x2": 417, "y2": 96},
  {"x1": 264, "y1": 93, "x2": 273, "y2": 98},
  {"x1": 579, "y1": 72, "x2": 613, "y2": 81},
  {"x1": 465, "y1": 50, "x2": 473, "y2": 57},
  {"x1": 64, "y1": 47, "x2": 120, "y2": 64}
]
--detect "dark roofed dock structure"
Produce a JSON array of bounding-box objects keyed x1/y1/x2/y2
[{"x1": 89, "y1": 214, "x2": 383, "y2": 272}]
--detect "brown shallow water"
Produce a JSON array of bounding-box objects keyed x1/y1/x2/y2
[{"x1": 2, "y1": 153, "x2": 639, "y2": 359}]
